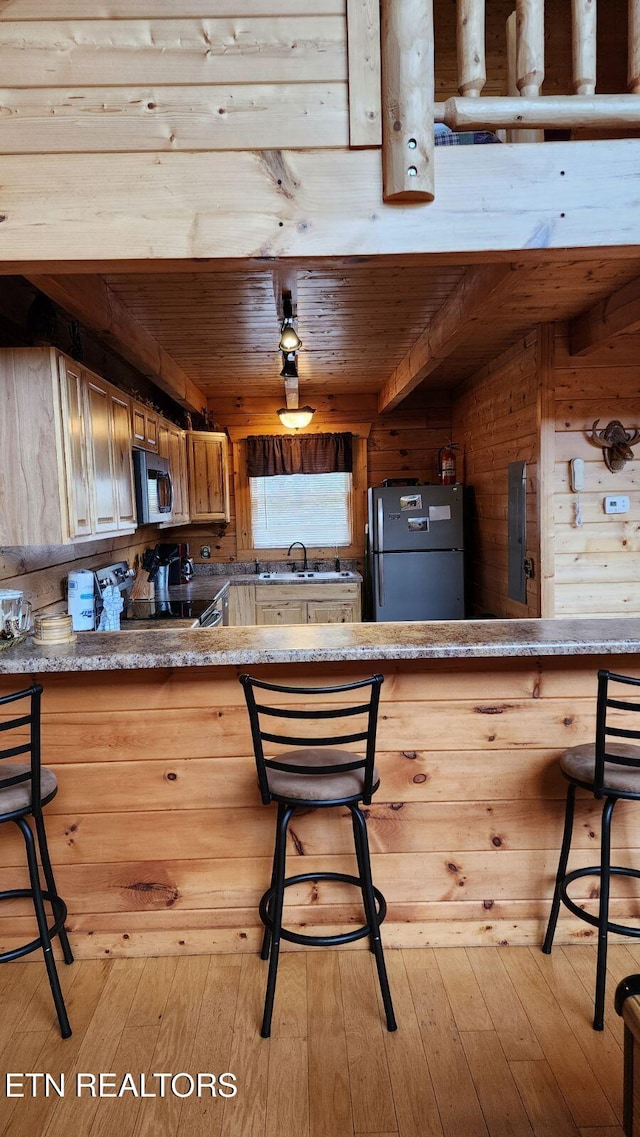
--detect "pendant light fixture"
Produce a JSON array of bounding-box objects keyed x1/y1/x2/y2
[{"x1": 277, "y1": 406, "x2": 316, "y2": 429}]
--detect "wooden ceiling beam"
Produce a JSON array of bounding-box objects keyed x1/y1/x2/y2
[
  {"x1": 377, "y1": 264, "x2": 515, "y2": 413},
  {"x1": 569, "y1": 274, "x2": 640, "y2": 356},
  {"x1": 272, "y1": 266, "x2": 298, "y2": 321},
  {"x1": 25, "y1": 273, "x2": 206, "y2": 413}
]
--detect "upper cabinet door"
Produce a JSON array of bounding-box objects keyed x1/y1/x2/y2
[
  {"x1": 58, "y1": 356, "x2": 92, "y2": 538},
  {"x1": 110, "y1": 390, "x2": 136, "y2": 530},
  {"x1": 132, "y1": 401, "x2": 159, "y2": 452},
  {"x1": 169, "y1": 426, "x2": 190, "y2": 525},
  {"x1": 187, "y1": 431, "x2": 230, "y2": 522},
  {"x1": 158, "y1": 421, "x2": 190, "y2": 527},
  {"x1": 84, "y1": 375, "x2": 118, "y2": 532}
]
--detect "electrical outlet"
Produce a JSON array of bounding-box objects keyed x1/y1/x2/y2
[
  {"x1": 604, "y1": 495, "x2": 630, "y2": 515},
  {"x1": 200, "y1": 545, "x2": 211, "y2": 558}
]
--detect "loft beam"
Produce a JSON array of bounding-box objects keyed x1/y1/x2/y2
[
  {"x1": 26, "y1": 273, "x2": 206, "y2": 413},
  {"x1": 570, "y1": 274, "x2": 640, "y2": 356},
  {"x1": 1, "y1": 142, "x2": 640, "y2": 263},
  {"x1": 377, "y1": 263, "x2": 514, "y2": 413}
]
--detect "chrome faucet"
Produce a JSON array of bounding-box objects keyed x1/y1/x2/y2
[{"x1": 287, "y1": 541, "x2": 308, "y2": 571}]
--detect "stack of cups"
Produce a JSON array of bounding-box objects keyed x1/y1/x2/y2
[{"x1": 33, "y1": 615, "x2": 77, "y2": 646}]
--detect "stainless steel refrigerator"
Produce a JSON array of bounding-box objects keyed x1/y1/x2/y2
[{"x1": 367, "y1": 484, "x2": 465, "y2": 621}]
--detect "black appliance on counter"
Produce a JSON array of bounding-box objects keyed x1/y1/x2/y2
[{"x1": 154, "y1": 542, "x2": 195, "y2": 585}]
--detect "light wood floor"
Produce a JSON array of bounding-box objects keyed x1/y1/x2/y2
[{"x1": 0, "y1": 943, "x2": 635, "y2": 1137}]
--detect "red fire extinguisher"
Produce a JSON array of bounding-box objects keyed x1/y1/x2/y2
[{"x1": 438, "y1": 442, "x2": 459, "y2": 485}]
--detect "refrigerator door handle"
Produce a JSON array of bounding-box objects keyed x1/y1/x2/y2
[
  {"x1": 377, "y1": 497, "x2": 384, "y2": 554},
  {"x1": 377, "y1": 498, "x2": 385, "y2": 606},
  {"x1": 377, "y1": 553, "x2": 384, "y2": 606}
]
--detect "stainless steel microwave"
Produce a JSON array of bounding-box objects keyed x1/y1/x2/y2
[{"x1": 133, "y1": 449, "x2": 173, "y2": 524}]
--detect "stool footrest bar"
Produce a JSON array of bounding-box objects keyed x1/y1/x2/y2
[
  {"x1": 259, "y1": 871, "x2": 387, "y2": 948},
  {"x1": 560, "y1": 866, "x2": 640, "y2": 938},
  {"x1": 0, "y1": 888, "x2": 68, "y2": 963}
]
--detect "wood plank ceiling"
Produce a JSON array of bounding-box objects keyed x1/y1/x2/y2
[{"x1": 103, "y1": 255, "x2": 640, "y2": 407}]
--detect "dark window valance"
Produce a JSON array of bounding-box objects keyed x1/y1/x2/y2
[{"x1": 246, "y1": 432, "x2": 353, "y2": 478}]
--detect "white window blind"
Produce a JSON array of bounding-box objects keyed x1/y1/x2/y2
[{"x1": 250, "y1": 472, "x2": 352, "y2": 548}]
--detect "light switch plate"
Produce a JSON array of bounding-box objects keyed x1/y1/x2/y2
[{"x1": 604, "y1": 495, "x2": 630, "y2": 514}]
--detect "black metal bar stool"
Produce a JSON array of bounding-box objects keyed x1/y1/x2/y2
[
  {"x1": 543, "y1": 669, "x2": 640, "y2": 1030},
  {"x1": 240, "y1": 672, "x2": 397, "y2": 1039},
  {"x1": 0, "y1": 684, "x2": 73, "y2": 1038}
]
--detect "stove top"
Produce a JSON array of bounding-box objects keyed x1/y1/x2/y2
[
  {"x1": 123, "y1": 598, "x2": 213, "y2": 622},
  {"x1": 92, "y1": 561, "x2": 222, "y2": 628}
]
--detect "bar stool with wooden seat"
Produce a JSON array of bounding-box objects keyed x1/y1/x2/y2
[
  {"x1": 240, "y1": 672, "x2": 397, "y2": 1039},
  {"x1": 543, "y1": 669, "x2": 640, "y2": 1030},
  {"x1": 0, "y1": 684, "x2": 73, "y2": 1037}
]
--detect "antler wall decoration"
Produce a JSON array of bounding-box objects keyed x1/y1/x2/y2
[{"x1": 589, "y1": 420, "x2": 640, "y2": 472}]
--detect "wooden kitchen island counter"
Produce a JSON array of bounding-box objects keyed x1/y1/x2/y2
[{"x1": 0, "y1": 619, "x2": 639, "y2": 959}]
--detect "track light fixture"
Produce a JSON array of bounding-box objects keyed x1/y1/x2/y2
[
  {"x1": 276, "y1": 285, "x2": 310, "y2": 427},
  {"x1": 279, "y1": 293, "x2": 301, "y2": 353},
  {"x1": 280, "y1": 352, "x2": 298, "y2": 380}
]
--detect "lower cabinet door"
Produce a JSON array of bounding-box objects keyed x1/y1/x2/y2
[
  {"x1": 307, "y1": 601, "x2": 356, "y2": 624},
  {"x1": 255, "y1": 602, "x2": 306, "y2": 625}
]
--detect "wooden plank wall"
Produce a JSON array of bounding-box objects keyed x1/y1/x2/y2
[
  {"x1": 170, "y1": 390, "x2": 453, "y2": 565},
  {"x1": 0, "y1": 654, "x2": 634, "y2": 958},
  {"x1": 0, "y1": 530, "x2": 159, "y2": 616},
  {"x1": 0, "y1": 1, "x2": 350, "y2": 154},
  {"x1": 452, "y1": 331, "x2": 541, "y2": 618},
  {"x1": 554, "y1": 326, "x2": 640, "y2": 617},
  {"x1": 0, "y1": 1, "x2": 628, "y2": 158}
]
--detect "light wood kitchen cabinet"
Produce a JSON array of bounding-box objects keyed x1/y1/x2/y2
[
  {"x1": 256, "y1": 600, "x2": 306, "y2": 625},
  {"x1": 131, "y1": 402, "x2": 159, "y2": 452},
  {"x1": 84, "y1": 376, "x2": 137, "y2": 535},
  {"x1": 158, "y1": 420, "x2": 190, "y2": 527},
  {"x1": 110, "y1": 390, "x2": 137, "y2": 530},
  {"x1": 306, "y1": 599, "x2": 358, "y2": 623},
  {"x1": 254, "y1": 583, "x2": 361, "y2": 625},
  {"x1": 187, "y1": 431, "x2": 231, "y2": 522},
  {"x1": 85, "y1": 375, "x2": 119, "y2": 532},
  {"x1": 58, "y1": 355, "x2": 92, "y2": 539},
  {"x1": 0, "y1": 347, "x2": 136, "y2": 544},
  {"x1": 228, "y1": 584, "x2": 256, "y2": 626}
]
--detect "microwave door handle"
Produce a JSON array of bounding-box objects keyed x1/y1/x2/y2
[{"x1": 158, "y1": 471, "x2": 173, "y2": 513}]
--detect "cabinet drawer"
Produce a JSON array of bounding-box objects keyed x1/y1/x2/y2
[{"x1": 255, "y1": 584, "x2": 358, "y2": 602}]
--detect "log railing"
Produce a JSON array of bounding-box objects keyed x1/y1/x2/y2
[{"x1": 382, "y1": 0, "x2": 640, "y2": 202}]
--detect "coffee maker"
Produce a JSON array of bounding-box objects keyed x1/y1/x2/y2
[{"x1": 156, "y1": 542, "x2": 195, "y2": 585}]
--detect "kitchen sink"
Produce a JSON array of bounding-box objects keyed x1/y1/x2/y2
[{"x1": 258, "y1": 571, "x2": 357, "y2": 581}]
